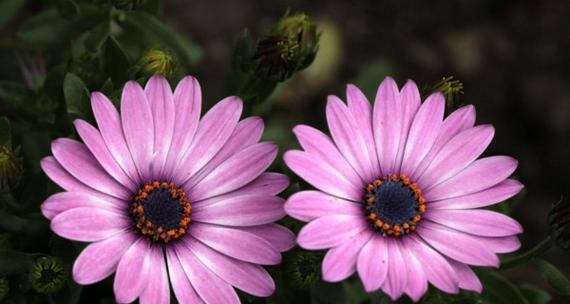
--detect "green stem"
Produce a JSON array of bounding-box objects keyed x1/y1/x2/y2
[{"x1": 500, "y1": 236, "x2": 554, "y2": 270}]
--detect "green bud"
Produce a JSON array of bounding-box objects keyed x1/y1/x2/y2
[
  {"x1": 432, "y1": 76, "x2": 464, "y2": 111},
  {"x1": 0, "y1": 277, "x2": 8, "y2": 302},
  {"x1": 286, "y1": 252, "x2": 321, "y2": 289},
  {"x1": 29, "y1": 257, "x2": 67, "y2": 294},
  {"x1": 253, "y1": 12, "x2": 319, "y2": 81},
  {"x1": 139, "y1": 49, "x2": 176, "y2": 78},
  {"x1": 549, "y1": 198, "x2": 570, "y2": 251},
  {"x1": 113, "y1": 0, "x2": 145, "y2": 10},
  {"x1": 0, "y1": 146, "x2": 22, "y2": 191}
]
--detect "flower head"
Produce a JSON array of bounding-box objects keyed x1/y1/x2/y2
[
  {"x1": 40, "y1": 76, "x2": 295, "y2": 303},
  {"x1": 29, "y1": 257, "x2": 67, "y2": 294},
  {"x1": 284, "y1": 77, "x2": 523, "y2": 301}
]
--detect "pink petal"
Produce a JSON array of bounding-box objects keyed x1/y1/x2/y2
[
  {"x1": 394, "y1": 80, "x2": 421, "y2": 173},
  {"x1": 189, "y1": 142, "x2": 277, "y2": 201},
  {"x1": 322, "y1": 230, "x2": 373, "y2": 282},
  {"x1": 382, "y1": 239, "x2": 407, "y2": 300},
  {"x1": 174, "y1": 97, "x2": 242, "y2": 185},
  {"x1": 403, "y1": 235, "x2": 459, "y2": 293},
  {"x1": 165, "y1": 248, "x2": 201, "y2": 304},
  {"x1": 91, "y1": 92, "x2": 140, "y2": 183},
  {"x1": 285, "y1": 190, "x2": 363, "y2": 222},
  {"x1": 419, "y1": 125, "x2": 494, "y2": 190},
  {"x1": 400, "y1": 93, "x2": 445, "y2": 175},
  {"x1": 240, "y1": 224, "x2": 296, "y2": 252},
  {"x1": 41, "y1": 191, "x2": 123, "y2": 220},
  {"x1": 429, "y1": 179, "x2": 523, "y2": 210},
  {"x1": 373, "y1": 77, "x2": 402, "y2": 175},
  {"x1": 357, "y1": 235, "x2": 388, "y2": 292},
  {"x1": 186, "y1": 117, "x2": 264, "y2": 187},
  {"x1": 51, "y1": 207, "x2": 129, "y2": 242},
  {"x1": 293, "y1": 125, "x2": 363, "y2": 188},
  {"x1": 425, "y1": 156, "x2": 518, "y2": 201},
  {"x1": 410, "y1": 105, "x2": 476, "y2": 180},
  {"x1": 139, "y1": 246, "x2": 170, "y2": 304},
  {"x1": 51, "y1": 139, "x2": 131, "y2": 200},
  {"x1": 163, "y1": 76, "x2": 202, "y2": 178},
  {"x1": 72, "y1": 232, "x2": 136, "y2": 284},
  {"x1": 231, "y1": 172, "x2": 289, "y2": 196},
  {"x1": 284, "y1": 150, "x2": 362, "y2": 201},
  {"x1": 417, "y1": 221, "x2": 499, "y2": 267},
  {"x1": 326, "y1": 95, "x2": 375, "y2": 181},
  {"x1": 175, "y1": 245, "x2": 239, "y2": 304},
  {"x1": 144, "y1": 76, "x2": 175, "y2": 179},
  {"x1": 192, "y1": 194, "x2": 285, "y2": 226},
  {"x1": 184, "y1": 237, "x2": 276, "y2": 297},
  {"x1": 120, "y1": 81, "x2": 154, "y2": 180},
  {"x1": 113, "y1": 238, "x2": 152, "y2": 303},
  {"x1": 447, "y1": 259, "x2": 482, "y2": 292},
  {"x1": 74, "y1": 119, "x2": 137, "y2": 190},
  {"x1": 189, "y1": 222, "x2": 281, "y2": 265},
  {"x1": 346, "y1": 84, "x2": 381, "y2": 177},
  {"x1": 297, "y1": 215, "x2": 368, "y2": 249},
  {"x1": 472, "y1": 234, "x2": 521, "y2": 254},
  {"x1": 425, "y1": 209, "x2": 522, "y2": 237},
  {"x1": 401, "y1": 246, "x2": 428, "y2": 302}
]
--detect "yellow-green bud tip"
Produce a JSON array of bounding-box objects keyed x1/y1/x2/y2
[
  {"x1": 0, "y1": 146, "x2": 22, "y2": 191},
  {"x1": 139, "y1": 49, "x2": 176, "y2": 78}
]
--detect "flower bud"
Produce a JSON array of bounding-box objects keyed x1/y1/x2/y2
[
  {"x1": 549, "y1": 198, "x2": 570, "y2": 251},
  {"x1": 29, "y1": 257, "x2": 67, "y2": 294},
  {"x1": 432, "y1": 76, "x2": 464, "y2": 112},
  {"x1": 286, "y1": 252, "x2": 321, "y2": 289},
  {"x1": 0, "y1": 146, "x2": 22, "y2": 191},
  {"x1": 138, "y1": 49, "x2": 176, "y2": 78}
]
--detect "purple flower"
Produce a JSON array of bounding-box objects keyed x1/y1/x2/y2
[
  {"x1": 41, "y1": 76, "x2": 295, "y2": 304},
  {"x1": 284, "y1": 77, "x2": 523, "y2": 301}
]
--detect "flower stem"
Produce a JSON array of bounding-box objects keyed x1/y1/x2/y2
[{"x1": 500, "y1": 236, "x2": 554, "y2": 270}]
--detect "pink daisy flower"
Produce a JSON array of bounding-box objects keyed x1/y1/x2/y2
[
  {"x1": 40, "y1": 76, "x2": 295, "y2": 304},
  {"x1": 284, "y1": 77, "x2": 523, "y2": 301}
]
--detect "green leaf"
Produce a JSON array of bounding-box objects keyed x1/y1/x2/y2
[
  {"x1": 0, "y1": 0, "x2": 26, "y2": 27},
  {"x1": 17, "y1": 9, "x2": 74, "y2": 44},
  {"x1": 479, "y1": 272, "x2": 529, "y2": 304},
  {"x1": 63, "y1": 73, "x2": 91, "y2": 120},
  {"x1": 232, "y1": 29, "x2": 254, "y2": 72},
  {"x1": 84, "y1": 21, "x2": 110, "y2": 52},
  {"x1": 57, "y1": 0, "x2": 79, "y2": 20},
  {"x1": 519, "y1": 284, "x2": 552, "y2": 304},
  {"x1": 534, "y1": 259, "x2": 570, "y2": 295},
  {"x1": 0, "y1": 249, "x2": 33, "y2": 275},
  {"x1": 0, "y1": 117, "x2": 11, "y2": 147},
  {"x1": 0, "y1": 210, "x2": 28, "y2": 232},
  {"x1": 352, "y1": 60, "x2": 394, "y2": 99},
  {"x1": 104, "y1": 37, "x2": 131, "y2": 86}
]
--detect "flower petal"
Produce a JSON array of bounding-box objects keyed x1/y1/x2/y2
[
  {"x1": 91, "y1": 92, "x2": 140, "y2": 182},
  {"x1": 192, "y1": 194, "x2": 285, "y2": 226},
  {"x1": 186, "y1": 117, "x2": 264, "y2": 187},
  {"x1": 447, "y1": 259, "x2": 482, "y2": 292},
  {"x1": 163, "y1": 76, "x2": 202, "y2": 178},
  {"x1": 357, "y1": 235, "x2": 388, "y2": 292},
  {"x1": 139, "y1": 246, "x2": 170, "y2": 304},
  {"x1": 175, "y1": 245, "x2": 239, "y2": 304},
  {"x1": 322, "y1": 230, "x2": 373, "y2": 282},
  {"x1": 327, "y1": 95, "x2": 375, "y2": 181},
  {"x1": 174, "y1": 96, "x2": 242, "y2": 185},
  {"x1": 189, "y1": 142, "x2": 277, "y2": 201},
  {"x1": 373, "y1": 77, "x2": 402, "y2": 175},
  {"x1": 400, "y1": 93, "x2": 445, "y2": 175},
  {"x1": 297, "y1": 215, "x2": 368, "y2": 250},
  {"x1": 394, "y1": 80, "x2": 422, "y2": 173},
  {"x1": 285, "y1": 190, "x2": 362, "y2": 222},
  {"x1": 72, "y1": 232, "x2": 136, "y2": 284},
  {"x1": 382, "y1": 239, "x2": 407, "y2": 300},
  {"x1": 121, "y1": 81, "x2": 154, "y2": 180},
  {"x1": 403, "y1": 235, "x2": 459, "y2": 293},
  {"x1": 41, "y1": 192, "x2": 123, "y2": 220},
  {"x1": 144, "y1": 76, "x2": 175, "y2": 179},
  {"x1": 165, "y1": 248, "x2": 201, "y2": 304},
  {"x1": 429, "y1": 179, "x2": 523, "y2": 210},
  {"x1": 483, "y1": 235, "x2": 521, "y2": 253},
  {"x1": 231, "y1": 172, "x2": 289, "y2": 196},
  {"x1": 240, "y1": 224, "x2": 296, "y2": 252},
  {"x1": 417, "y1": 220, "x2": 499, "y2": 267},
  {"x1": 284, "y1": 150, "x2": 362, "y2": 201},
  {"x1": 51, "y1": 207, "x2": 129, "y2": 242},
  {"x1": 293, "y1": 125, "x2": 363, "y2": 188},
  {"x1": 410, "y1": 105, "x2": 476, "y2": 180},
  {"x1": 425, "y1": 156, "x2": 518, "y2": 201},
  {"x1": 346, "y1": 84, "x2": 381, "y2": 177},
  {"x1": 184, "y1": 236, "x2": 276, "y2": 297},
  {"x1": 113, "y1": 238, "x2": 152, "y2": 303},
  {"x1": 401, "y1": 246, "x2": 428, "y2": 302},
  {"x1": 425, "y1": 209, "x2": 523, "y2": 237},
  {"x1": 74, "y1": 119, "x2": 137, "y2": 190},
  {"x1": 51, "y1": 139, "x2": 131, "y2": 199},
  {"x1": 419, "y1": 125, "x2": 494, "y2": 190},
  {"x1": 189, "y1": 222, "x2": 281, "y2": 265}
]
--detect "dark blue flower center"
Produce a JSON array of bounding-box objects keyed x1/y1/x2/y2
[
  {"x1": 130, "y1": 181, "x2": 191, "y2": 244},
  {"x1": 361, "y1": 174, "x2": 426, "y2": 237}
]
